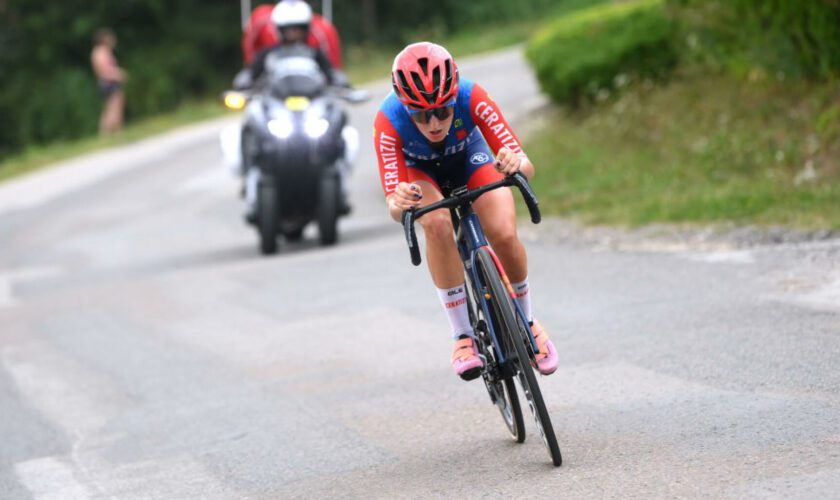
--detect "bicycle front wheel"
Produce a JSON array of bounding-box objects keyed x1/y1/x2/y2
[{"x1": 476, "y1": 248, "x2": 562, "y2": 466}]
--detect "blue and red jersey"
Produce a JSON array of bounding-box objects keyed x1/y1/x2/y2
[{"x1": 374, "y1": 79, "x2": 527, "y2": 196}]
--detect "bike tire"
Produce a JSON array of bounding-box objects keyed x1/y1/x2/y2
[
  {"x1": 500, "y1": 377, "x2": 526, "y2": 443},
  {"x1": 476, "y1": 248, "x2": 562, "y2": 466},
  {"x1": 317, "y1": 172, "x2": 339, "y2": 246},
  {"x1": 474, "y1": 283, "x2": 526, "y2": 443},
  {"x1": 258, "y1": 183, "x2": 279, "y2": 255}
]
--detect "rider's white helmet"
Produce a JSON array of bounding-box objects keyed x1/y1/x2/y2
[{"x1": 271, "y1": 0, "x2": 313, "y2": 29}]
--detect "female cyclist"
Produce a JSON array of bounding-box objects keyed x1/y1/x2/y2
[{"x1": 374, "y1": 42, "x2": 558, "y2": 381}]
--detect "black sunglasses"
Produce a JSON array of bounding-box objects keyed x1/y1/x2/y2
[{"x1": 406, "y1": 103, "x2": 455, "y2": 124}]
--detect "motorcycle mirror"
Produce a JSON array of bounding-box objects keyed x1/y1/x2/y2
[{"x1": 343, "y1": 89, "x2": 371, "y2": 104}]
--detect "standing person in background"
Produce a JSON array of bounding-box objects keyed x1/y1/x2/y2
[{"x1": 91, "y1": 28, "x2": 126, "y2": 136}]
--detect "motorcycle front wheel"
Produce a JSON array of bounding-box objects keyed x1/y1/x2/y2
[
  {"x1": 258, "y1": 182, "x2": 279, "y2": 255},
  {"x1": 317, "y1": 172, "x2": 339, "y2": 246}
]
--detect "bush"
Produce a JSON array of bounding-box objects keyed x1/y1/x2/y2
[
  {"x1": 667, "y1": 0, "x2": 840, "y2": 79},
  {"x1": 0, "y1": 0, "x2": 241, "y2": 158},
  {"x1": 0, "y1": 68, "x2": 100, "y2": 148},
  {"x1": 666, "y1": 0, "x2": 840, "y2": 80},
  {"x1": 526, "y1": 0, "x2": 677, "y2": 106}
]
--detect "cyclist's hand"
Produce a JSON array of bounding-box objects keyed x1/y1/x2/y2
[
  {"x1": 391, "y1": 182, "x2": 423, "y2": 211},
  {"x1": 494, "y1": 147, "x2": 522, "y2": 176}
]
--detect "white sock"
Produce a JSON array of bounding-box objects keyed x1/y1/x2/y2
[
  {"x1": 512, "y1": 277, "x2": 533, "y2": 322},
  {"x1": 436, "y1": 284, "x2": 474, "y2": 339}
]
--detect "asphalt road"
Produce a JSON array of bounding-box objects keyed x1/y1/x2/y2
[{"x1": 1, "y1": 47, "x2": 839, "y2": 499}]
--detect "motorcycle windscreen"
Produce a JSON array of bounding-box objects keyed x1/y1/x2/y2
[{"x1": 265, "y1": 55, "x2": 327, "y2": 99}]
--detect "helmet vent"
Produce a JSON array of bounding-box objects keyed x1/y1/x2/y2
[
  {"x1": 418, "y1": 57, "x2": 429, "y2": 76},
  {"x1": 411, "y1": 71, "x2": 432, "y2": 102},
  {"x1": 397, "y1": 70, "x2": 420, "y2": 102},
  {"x1": 429, "y1": 66, "x2": 441, "y2": 104},
  {"x1": 442, "y1": 59, "x2": 453, "y2": 95}
]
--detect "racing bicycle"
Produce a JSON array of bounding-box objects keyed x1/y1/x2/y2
[{"x1": 401, "y1": 172, "x2": 562, "y2": 467}]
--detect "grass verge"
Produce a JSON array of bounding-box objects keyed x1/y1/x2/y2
[{"x1": 525, "y1": 68, "x2": 840, "y2": 229}]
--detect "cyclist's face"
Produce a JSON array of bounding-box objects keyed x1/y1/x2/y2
[{"x1": 413, "y1": 109, "x2": 454, "y2": 143}]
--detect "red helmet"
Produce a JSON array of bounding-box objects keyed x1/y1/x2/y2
[{"x1": 391, "y1": 42, "x2": 459, "y2": 109}]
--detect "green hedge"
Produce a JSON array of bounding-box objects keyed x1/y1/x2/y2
[
  {"x1": 0, "y1": 0, "x2": 240, "y2": 159},
  {"x1": 666, "y1": 0, "x2": 840, "y2": 80},
  {"x1": 526, "y1": 0, "x2": 677, "y2": 106}
]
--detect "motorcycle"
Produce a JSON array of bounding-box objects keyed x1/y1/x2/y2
[{"x1": 220, "y1": 46, "x2": 368, "y2": 255}]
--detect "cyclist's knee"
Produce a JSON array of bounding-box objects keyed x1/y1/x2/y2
[
  {"x1": 488, "y1": 227, "x2": 520, "y2": 254},
  {"x1": 419, "y1": 211, "x2": 453, "y2": 242}
]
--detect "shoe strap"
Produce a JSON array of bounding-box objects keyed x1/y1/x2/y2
[
  {"x1": 451, "y1": 337, "x2": 478, "y2": 362},
  {"x1": 531, "y1": 320, "x2": 549, "y2": 360}
]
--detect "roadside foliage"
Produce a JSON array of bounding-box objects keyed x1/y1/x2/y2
[
  {"x1": 523, "y1": 0, "x2": 840, "y2": 228},
  {"x1": 0, "y1": 0, "x2": 563, "y2": 160},
  {"x1": 526, "y1": 0, "x2": 676, "y2": 106}
]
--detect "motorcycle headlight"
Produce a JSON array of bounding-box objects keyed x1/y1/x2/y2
[
  {"x1": 223, "y1": 91, "x2": 247, "y2": 111},
  {"x1": 267, "y1": 117, "x2": 294, "y2": 139},
  {"x1": 304, "y1": 118, "x2": 329, "y2": 139}
]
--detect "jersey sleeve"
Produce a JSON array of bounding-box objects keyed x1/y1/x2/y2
[
  {"x1": 469, "y1": 82, "x2": 527, "y2": 157},
  {"x1": 374, "y1": 111, "x2": 407, "y2": 197}
]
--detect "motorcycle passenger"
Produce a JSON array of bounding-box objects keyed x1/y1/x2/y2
[
  {"x1": 242, "y1": 1, "x2": 344, "y2": 70},
  {"x1": 373, "y1": 42, "x2": 559, "y2": 380},
  {"x1": 248, "y1": 0, "x2": 335, "y2": 86}
]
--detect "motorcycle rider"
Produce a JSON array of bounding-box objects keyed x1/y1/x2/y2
[
  {"x1": 374, "y1": 42, "x2": 559, "y2": 380},
  {"x1": 241, "y1": 0, "x2": 353, "y2": 219}
]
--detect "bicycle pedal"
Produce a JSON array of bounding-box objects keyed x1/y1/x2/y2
[{"x1": 459, "y1": 366, "x2": 483, "y2": 382}]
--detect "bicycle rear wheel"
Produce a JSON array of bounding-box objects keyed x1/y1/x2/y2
[{"x1": 476, "y1": 248, "x2": 562, "y2": 466}]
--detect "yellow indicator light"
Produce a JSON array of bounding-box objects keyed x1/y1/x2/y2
[
  {"x1": 285, "y1": 96, "x2": 310, "y2": 111},
  {"x1": 224, "y1": 93, "x2": 246, "y2": 110},
  {"x1": 484, "y1": 293, "x2": 492, "y2": 299}
]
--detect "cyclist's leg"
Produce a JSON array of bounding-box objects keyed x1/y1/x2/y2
[
  {"x1": 463, "y1": 133, "x2": 528, "y2": 283},
  {"x1": 408, "y1": 166, "x2": 483, "y2": 379},
  {"x1": 408, "y1": 180, "x2": 463, "y2": 289}
]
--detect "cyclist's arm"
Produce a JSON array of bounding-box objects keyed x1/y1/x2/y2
[
  {"x1": 374, "y1": 111, "x2": 412, "y2": 221},
  {"x1": 469, "y1": 83, "x2": 535, "y2": 179}
]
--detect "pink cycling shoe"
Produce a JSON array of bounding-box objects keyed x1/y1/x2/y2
[
  {"x1": 451, "y1": 336, "x2": 484, "y2": 381},
  {"x1": 531, "y1": 320, "x2": 558, "y2": 375}
]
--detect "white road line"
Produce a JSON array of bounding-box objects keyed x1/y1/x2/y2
[
  {"x1": 173, "y1": 164, "x2": 232, "y2": 196},
  {"x1": 797, "y1": 276, "x2": 840, "y2": 312},
  {"x1": 3, "y1": 343, "x2": 116, "y2": 498},
  {"x1": 687, "y1": 250, "x2": 756, "y2": 264},
  {"x1": 0, "y1": 117, "x2": 237, "y2": 216},
  {"x1": 14, "y1": 456, "x2": 93, "y2": 500},
  {"x1": 0, "y1": 275, "x2": 16, "y2": 307},
  {"x1": 4, "y1": 341, "x2": 232, "y2": 498},
  {"x1": 0, "y1": 267, "x2": 61, "y2": 308}
]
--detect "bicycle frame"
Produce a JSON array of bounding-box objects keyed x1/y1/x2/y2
[
  {"x1": 449, "y1": 197, "x2": 539, "y2": 367},
  {"x1": 401, "y1": 173, "x2": 563, "y2": 466},
  {"x1": 401, "y1": 172, "x2": 543, "y2": 369}
]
